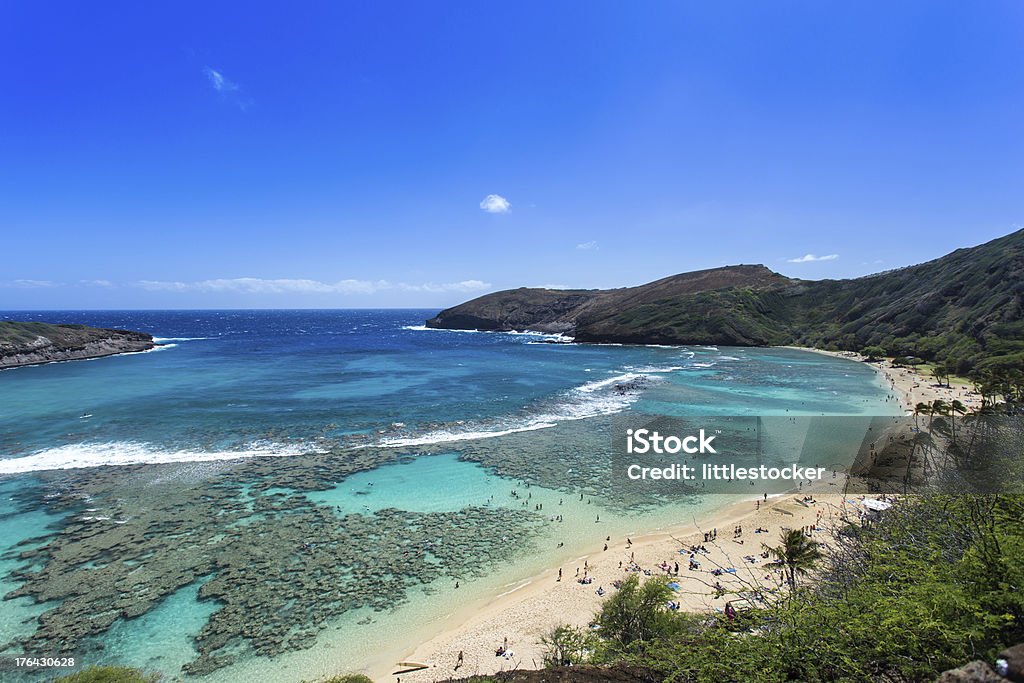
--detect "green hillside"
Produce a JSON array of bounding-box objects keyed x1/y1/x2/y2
[{"x1": 429, "y1": 229, "x2": 1024, "y2": 376}]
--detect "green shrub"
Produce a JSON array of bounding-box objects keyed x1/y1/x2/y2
[
  {"x1": 54, "y1": 665, "x2": 160, "y2": 683},
  {"x1": 322, "y1": 675, "x2": 374, "y2": 683}
]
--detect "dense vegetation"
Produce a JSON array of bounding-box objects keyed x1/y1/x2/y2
[
  {"x1": 539, "y1": 494, "x2": 1024, "y2": 682},
  {"x1": 53, "y1": 666, "x2": 160, "y2": 683},
  {"x1": 430, "y1": 229, "x2": 1024, "y2": 376}
]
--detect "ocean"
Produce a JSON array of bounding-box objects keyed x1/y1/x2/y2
[{"x1": 0, "y1": 310, "x2": 900, "y2": 681}]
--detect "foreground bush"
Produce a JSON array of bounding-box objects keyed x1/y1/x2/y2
[
  {"x1": 544, "y1": 495, "x2": 1024, "y2": 682},
  {"x1": 54, "y1": 665, "x2": 160, "y2": 683},
  {"x1": 322, "y1": 675, "x2": 374, "y2": 683}
]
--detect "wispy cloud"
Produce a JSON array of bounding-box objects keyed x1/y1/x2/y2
[
  {"x1": 398, "y1": 280, "x2": 491, "y2": 293},
  {"x1": 479, "y1": 194, "x2": 510, "y2": 213},
  {"x1": 576, "y1": 241, "x2": 598, "y2": 251},
  {"x1": 135, "y1": 278, "x2": 490, "y2": 295},
  {"x1": 203, "y1": 67, "x2": 237, "y2": 92},
  {"x1": 203, "y1": 66, "x2": 252, "y2": 110},
  {"x1": 786, "y1": 253, "x2": 839, "y2": 263},
  {"x1": 79, "y1": 279, "x2": 114, "y2": 288},
  {"x1": 5, "y1": 279, "x2": 58, "y2": 288}
]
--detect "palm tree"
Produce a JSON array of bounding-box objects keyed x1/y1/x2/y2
[
  {"x1": 949, "y1": 399, "x2": 968, "y2": 444},
  {"x1": 929, "y1": 399, "x2": 949, "y2": 428},
  {"x1": 769, "y1": 528, "x2": 822, "y2": 589},
  {"x1": 913, "y1": 402, "x2": 930, "y2": 431}
]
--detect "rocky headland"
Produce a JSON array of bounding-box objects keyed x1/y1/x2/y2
[
  {"x1": 0, "y1": 321, "x2": 155, "y2": 369},
  {"x1": 427, "y1": 229, "x2": 1024, "y2": 374}
]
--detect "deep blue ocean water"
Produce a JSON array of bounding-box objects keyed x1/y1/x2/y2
[
  {"x1": 0, "y1": 310, "x2": 901, "y2": 681},
  {"x1": 0, "y1": 310, "x2": 898, "y2": 469}
]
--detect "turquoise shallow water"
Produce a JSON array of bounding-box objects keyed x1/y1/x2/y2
[{"x1": 0, "y1": 310, "x2": 900, "y2": 681}]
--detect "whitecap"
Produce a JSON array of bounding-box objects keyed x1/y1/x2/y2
[
  {"x1": 372, "y1": 371, "x2": 657, "y2": 448},
  {"x1": 402, "y1": 325, "x2": 574, "y2": 343},
  {"x1": 0, "y1": 440, "x2": 326, "y2": 474}
]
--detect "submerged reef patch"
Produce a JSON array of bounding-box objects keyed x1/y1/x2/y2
[{"x1": 1, "y1": 448, "x2": 541, "y2": 675}]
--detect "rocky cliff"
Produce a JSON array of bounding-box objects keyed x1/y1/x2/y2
[{"x1": 0, "y1": 321, "x2": 155, "y2": 369}]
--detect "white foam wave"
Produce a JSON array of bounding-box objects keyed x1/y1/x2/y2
[
  {"x1": 0, "y1": 440, "x2": 326, "y2": 474},
  {"x1": 374, "y1": 371, "x2": 654, "y2": 448},
  {"x1": 575, "y1": 372, "x2": 642, "y2": 393},
  {"x1": 0, "y1": 345, "x2": 173, "y2": 371},
  {"x1": 402, "y1": 325, "x2": 573, "y2": 342},
  {"x1": 625, "y1": 365, "x2": 684, "y2": 374},
  {"x1": 375, "y1": 419, "x2": 559, "y2": 447},
  {"x1": 153, "y1": 337, "x2": 213, "y2": 342}
]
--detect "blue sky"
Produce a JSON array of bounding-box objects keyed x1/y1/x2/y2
[{"x1": 2, "y1": 2, "x2": 1022, "y2": 309}]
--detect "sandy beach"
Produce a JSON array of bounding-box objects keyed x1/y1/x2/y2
[
  {"x1": 786, "y1": 347, "x2": 983, "y2": 413},
  {"x1": 369, "y1": 350, "x2": 980, "y2": 682},
  {"x1": 378, "y1": 490, "x2": 847, "y2": 682}
]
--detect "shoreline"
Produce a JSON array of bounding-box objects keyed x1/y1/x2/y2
[
  {"x1": 375, "y1": 489, "x2": 845, "y2": 682},
  {"x1": 369, "y1": 346, "x2": 979, "y2": 682},
  {"x1": 778, "y1": 346, "x2": 983, "y2": 414}
]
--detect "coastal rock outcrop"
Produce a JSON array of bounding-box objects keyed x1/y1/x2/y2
[
  {"x1": 427, "y1": 228, "x2": 1024, "y2": 373},
  {"x1": 0, "y1": 321, "x2": 155, "y2": 369}
]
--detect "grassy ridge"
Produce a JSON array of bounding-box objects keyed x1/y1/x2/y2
[
  {"x1": 580, "y1": 230, "x2": 1024, "y2": 375},
  {"x1": 432, "y1": 229, "x2": 1024, "y2": 375}
]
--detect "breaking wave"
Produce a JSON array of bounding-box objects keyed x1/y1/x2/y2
[
  {"x1": 372, "y1": 369, "x2": 663, "y2": 448},
  {"x1": 0, "y1": 440, "x2": 326, "y2": 474},
  {"x1": 401, "y1": 325, "x2": 573, "y2": 342},
  {"x1": 152, "y1": 337, "x2": 213, "y2": 342}
]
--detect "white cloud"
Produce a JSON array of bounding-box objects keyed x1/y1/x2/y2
[
  {"x1": 9, "y1": 279, "x2": 58, "y2": 288},
  {"x1": 576, "y1": 241, "x2": 598, "y2": 251},
  {"x1": 480, "y1": 194, "x2": 510, "y2": 213},
  {"x1": 203, "y1": 67, "x2": 238, "y2": 93},
  {"x1": 397, "y1": 280, "x2": 491, "y2": 293},
  {"x1": 135, "y1": 278, "x2": 490, "y2": 295},
  {"x1": 203, "y1": 67, "x2": 252, "y2": 110},
  {"x1": 79, "y1": 279, "x2": 114, "y2": 288},
  {"x1": 786, "y1": 253, "x2": 839, "y2": 263}
]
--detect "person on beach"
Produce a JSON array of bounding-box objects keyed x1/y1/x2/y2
[
  {"x1": 558, "y1": 568, "x2": 562, "y2": 581},
  {"x1": 456, "y1": 651, "x2": 463, "y2": 669}
]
